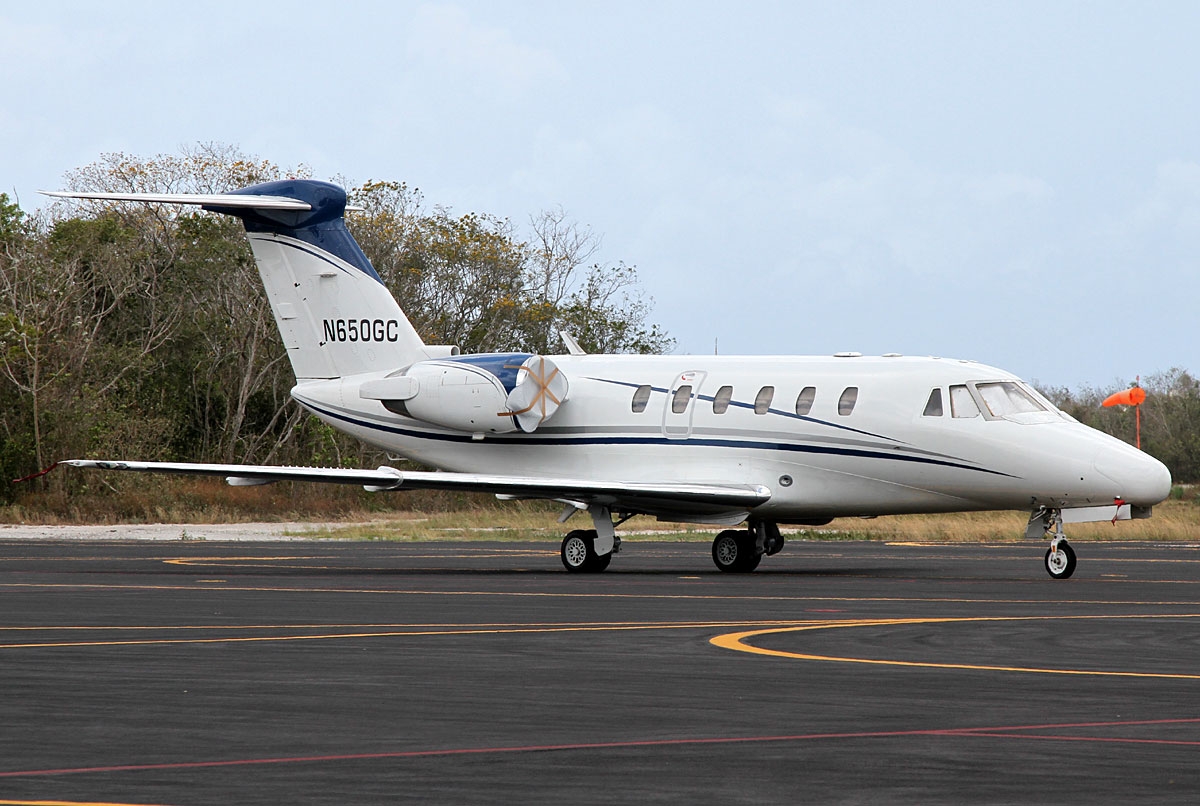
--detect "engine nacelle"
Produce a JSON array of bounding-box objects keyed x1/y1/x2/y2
[{"x1": 359, "y1": 353, "x2": 569, "y2": 434}]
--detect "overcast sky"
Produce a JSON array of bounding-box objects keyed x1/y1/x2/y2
[{"x1": 3, "y1": 1, "x2": 1197, "y2": 388}]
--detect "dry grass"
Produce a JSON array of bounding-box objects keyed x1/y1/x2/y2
[
  {"x1": 6, "y1": 477, "x2": 1199, "y2": 544},
  {"x1": 2, "y1": 476, "x2": 518, "y2": 525},
  {"x1": 801, "y1": 500, "x2": 1200, "y2": 543},
  {"x1": 286, "y1": 512, "x2": 716, "y2": 542},
  {"x1": 290, "y1": 499, "x2": 1200, "y2": 543}
]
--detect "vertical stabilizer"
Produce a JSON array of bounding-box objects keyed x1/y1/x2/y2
[
  {"x1": 42, "y1": 180, "x2": 429, "y2": 380},
  {"x1": 208, "y1": 180, "x2": 426, "y2": 380}
]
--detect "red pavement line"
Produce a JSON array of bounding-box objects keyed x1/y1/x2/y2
[
  {"x1": 3, "y1": 718, "x2": 1199, "y2": 778},
  {"x1": 964, "y1": 733, "x2": 1200, "y2": 747},
  {"x1": 952, "y1": 717, "x2": 1200, "y2": 732}
]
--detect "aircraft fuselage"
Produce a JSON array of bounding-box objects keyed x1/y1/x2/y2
[{"x1": 293, "y1": 353, "x2": 1170, "y2": 523}]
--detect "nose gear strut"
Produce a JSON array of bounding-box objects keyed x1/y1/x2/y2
[{"x1": 1028, "y1": 507, "x2": 1077, "y2": 580}]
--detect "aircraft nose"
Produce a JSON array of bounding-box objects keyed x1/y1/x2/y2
[{"x1": 1093, "y1": 446, "x2": 1173, "y2": 506}]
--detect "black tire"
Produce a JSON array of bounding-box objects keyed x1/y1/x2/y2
[
  {"x1": 1044, "y1": 541, "x2": 1077, "y2": 579},
  {"x1": 712, "y1": 529, "x2": 761, "y2": 573},
  {"x1": 741, "y1": 549, "x2": 762, "y2": 572},
  {"x1": 561, "y1": 530, "x2": 611, "y2": 573}
]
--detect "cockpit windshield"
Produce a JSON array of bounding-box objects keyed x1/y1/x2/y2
[
  {"x1": 926, "y1": 381, "x2": 1062, "y2": 422},
  {"x1": 975, "y1": 381, "x2": 1047, "y2": 417}
]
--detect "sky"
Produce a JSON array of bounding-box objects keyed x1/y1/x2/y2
[{"x1": 3, "y1": 1, "x2": 1198, "y2": 389}]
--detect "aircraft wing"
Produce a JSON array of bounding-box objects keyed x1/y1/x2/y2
[{"x1": 60, "y1": 460, "x2": 771, "y2": 517}]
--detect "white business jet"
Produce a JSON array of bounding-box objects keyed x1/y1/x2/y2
[{"x1": 43, "y1": 180, "x2": 1172, "y2": 579}]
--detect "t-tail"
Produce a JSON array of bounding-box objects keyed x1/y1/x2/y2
[{"x1": 43, "y1": 179, "x2": 437, "y2": 380}]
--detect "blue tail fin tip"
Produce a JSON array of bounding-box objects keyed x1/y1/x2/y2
[{"x1": 205, "y1": 180, "x2": 383, "y2": 284}]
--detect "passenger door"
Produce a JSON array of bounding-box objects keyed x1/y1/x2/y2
[{"x1": 662, "y1": 370, "x2": 706, "y2": 439}]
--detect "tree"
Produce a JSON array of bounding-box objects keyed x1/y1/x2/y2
[
  {"x1": 0, "y1": 193, "x2": 23, "y2": 246},
  {"x1": 61, "y1": 145, "x2": 313, "y2": 465},
  {"x1": 348, "y1": 181, "x2": 674, "y2": 355},
  {"x1": 2, "y1": 144, "x2": 676, "y2": 505},
  {"x1": 555, "y1": 261, "x2": 673, "y2": 354},
  {"x1": 0, "y1": 210, "x2": 178, "y2": 484}
]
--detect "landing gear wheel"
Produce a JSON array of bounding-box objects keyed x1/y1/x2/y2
[
  {"x1": 712, "y1": 530, "x2": 740, "y2": 572},
  {"x1": 560, "y1": 530, "x2": 611, "y2": 573},
  {"x1": 712, "y1": 530, "x2": 762, "y2": 573},
  {"x1": 592, "y1": 551, "x2": 612, "y2": 572},
  {"x1": 1044, "y1": 541, "x2": 1077, "y2": 580}
]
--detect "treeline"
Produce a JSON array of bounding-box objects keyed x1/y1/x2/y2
[
  {"x1": 2, "y1": 145, "x2": 1198, "y2": 512},
  {"x1": 0, "y1": 145, "x2": 671, "y2": 504}
]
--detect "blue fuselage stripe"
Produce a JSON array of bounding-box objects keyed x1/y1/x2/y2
[{"x1": 298, "y1": 400, "x2": 1015, "y2": 478}]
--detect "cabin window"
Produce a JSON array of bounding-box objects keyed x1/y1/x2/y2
[
  {"x1": 712, "y1": 385, "x2": 733, "y2": 414},
  {"x1": 950, "y1": 384, "x2": 980, "y2": 418},
  {"x1": 976, "y1": 381, "x2": 1045, "y2": 417},
  {"x1": 631, "y1": 384, "x2": 652, "y2": 413},
  {"x1": 923, "y1": 388, "x2": 944, "y2": 417},
  {"x1": 754, "y1": 386, "x2": 774, "y2": 415},
  {"x1": 838, "y1": 386, "x2": 858, "y2": 415},
  {"x1": 671, "y1": 385, "x2": 693, "y2": 414},
  {"x1": 795, "y1": 386, "x2": 816, "y2": 416}
]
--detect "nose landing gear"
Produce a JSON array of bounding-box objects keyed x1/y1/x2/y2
[
  {"x1": 1045, "y1": 539, "x2": 1077, "y2": 579},
  {"x1": 1029, "y1": 507, "x2": 1077, "y2": 579}
]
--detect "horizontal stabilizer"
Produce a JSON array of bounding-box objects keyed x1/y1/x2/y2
[
  {"x1": 61, "y1": 459, "x2": 772, "y2": 514},
  {"x1": 40, "y1": 190, "x2": 312, "y2": 211}
]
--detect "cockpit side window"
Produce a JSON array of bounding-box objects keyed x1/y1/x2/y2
[
  {"x1": 923, "y1": 388, "x2": 943, "y2": 417},
  {"x1": 950, "y1": 385, "x2": 980, "y2": 418},
  {"x1": 975, "y1": 381, "x2": 1046, "y2": 417}
]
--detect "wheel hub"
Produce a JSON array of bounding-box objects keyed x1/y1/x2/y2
[
  {"x1": 1047, "y1": 549, "x2": 1068, "y2": 574},
  {"x1": 715, "y1": 536, "x2": 738, "y2": 566},
  {"x1": 564, "y1": 537, "x2": 588, "y2": 567}
]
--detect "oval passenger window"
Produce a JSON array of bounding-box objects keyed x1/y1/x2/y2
[
  {"x1": 631, "y1": 384, "x2": 652, "y2": 413},
  {"x1": 838, "y1": 386, "x2": 858, "y2": 416}
]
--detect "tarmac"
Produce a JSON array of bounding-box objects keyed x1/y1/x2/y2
[{"x1": 2, "y1": 534, "x2": 1200, "y2": 804}]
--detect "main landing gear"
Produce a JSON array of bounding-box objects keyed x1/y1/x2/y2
[
  {"x1": 558, "y1": 510, "x2": 788, "y2": 574},
  {"x1": 560, "y1": 529, "x2": 616, "y2": 573},
  {"x1": 559, "y1": 504, "x2": 624, "y2": 573},
  {"x1": 1028, "y1": 507, "x2": 1077, "y2": 580},
  {"x1": 711, "y1": 521, "x2": 785, "y2": 573}
]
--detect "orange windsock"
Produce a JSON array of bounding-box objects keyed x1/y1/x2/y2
[{"x1": 1102, "y1": 387, "x2": 1147, "y2": 407}]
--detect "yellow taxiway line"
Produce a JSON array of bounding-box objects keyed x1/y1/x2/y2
[{"x1": 711, "y1": 614, "x2": 1200, "y2": 679}]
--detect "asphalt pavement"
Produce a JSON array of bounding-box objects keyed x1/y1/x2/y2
[{"x1": 2, "y1": 536, "x2": 1199, "y2": 805}]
